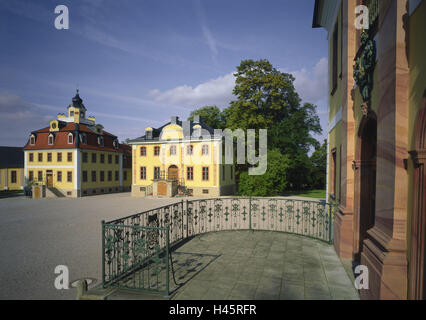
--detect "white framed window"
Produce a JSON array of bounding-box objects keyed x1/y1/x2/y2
[
  {"x1": 48, "y1": 134, "x2": 54, "y2": 145},
  {"x1": 68, "y1": 133, "x2": 73, "y2": 144},
  {"x1": 187, "y1": 145, "x2": 193, "y2": 155},
  {"x1": 98, "y1": 136, "x2": 104, "y2": 147},
  {"x1": 113, "y1": 139, "x2": 118, "y2": 149},
  {"x1": 202, "y1": 144, "x2": 209, "y2": 155},
  {"x1": 30, "y1": 135, "x2": 36, "y2": 145}
]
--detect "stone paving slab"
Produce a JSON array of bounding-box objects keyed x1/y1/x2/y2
[{"x1": 170, "y1": 231, "x2": 359, "y2": 300}]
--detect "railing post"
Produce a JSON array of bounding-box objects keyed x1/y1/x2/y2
[
  {"x1": 165, "y1": 224, "x2": 170, "y2": 298},
  {"x1": 181, "y1": 200, "x2": 184, "y2": 240},
  {"x1": 249, "y1": 197, "x2": 252, "y2": 231},
  {"x1": 101, "y1": 220, "x2": 105, "y2": 288},
  {"x1": 328, "y1": 204, "x2": 333, "y2": 244},
  {"x1": 186, "y1": 200, "x2": 189, "y2": 238}
]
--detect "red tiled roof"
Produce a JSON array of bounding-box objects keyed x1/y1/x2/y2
[{"x1": 24, "y1": 122, "x2": 127, "y2": 154}]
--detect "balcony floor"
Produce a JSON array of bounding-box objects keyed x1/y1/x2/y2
[{"x1": 166, "y1": 230, "x2": 359, "y2": 300}]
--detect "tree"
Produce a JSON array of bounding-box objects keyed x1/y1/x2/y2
[
  {"x1": 224, "y1": 59, "x2": 323, "y2": 192},
  {"x1": 225, "y1": 59, "x2": 301, "y2": 131},
  {"x1": 310, "y1": 139, "x2": 327, "y2": 189},
  {"x1": 188, "y1": 106, "x2": 226, "y2": 129},
  {"x1": 238, "y1": 149, "x2": 291, "y2": 196}
]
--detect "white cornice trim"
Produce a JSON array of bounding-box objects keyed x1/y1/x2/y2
[
  {"x1": 328, "y1": 107, "x2": 342, "y2": 133},
  {"x1": 26, "y1": 165, "x2": 75, "y2": 169},
  {"x1": 129, "y1": 138, "x2": 222, "y2": 145},
  {"x1": 25, "y1": 148, "x2": 77, "y2": 152}
]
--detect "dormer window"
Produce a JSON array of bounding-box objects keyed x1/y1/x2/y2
[
  {"x1": 113, "y1": 139, "x2": 118, "y2": 149},
  {"x1": 193, "y1": 125, "x2": 202, "y2": 137},
  {"x1": 48, "y1": 134, "x2": 54, "y2": 145},
  {"x1": 30, "y1": 135, "x2": 36, "y2": 145},
  {"x1": 145, "y1": 127, "x2": 153, "y2": 140},
  {"x1": 68, "y1": 133, "x2": 74, "y2": 144},
  {"x1": 98, "y1": 136, "x2": 104, "y2": 147},
  {"x1": 79, "y1": 133, "x2": 87, "y2": 144}
]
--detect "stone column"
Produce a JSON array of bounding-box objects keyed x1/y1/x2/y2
[
  {"x1": 360, "y1": 0, "x2": 409, "y2": 300},
  {"x1": 334, "y1": 0, "x2": 357, "y2": 259}
]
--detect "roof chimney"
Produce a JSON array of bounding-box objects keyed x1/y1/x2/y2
[
  {"x1": 171, "y1": 116, "x2": 179, "y2": 124},
  {"x1": 193, "y1": 115, "x2": 201, "y2": 124}
]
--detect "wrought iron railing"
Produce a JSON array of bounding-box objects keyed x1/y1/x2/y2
[{"x1": 102, "y1": 197, "x2": 335, "y2": 296}]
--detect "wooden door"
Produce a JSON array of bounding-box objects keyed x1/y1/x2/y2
[
  {"x1": 168, "y1": 166, "x2": 178, "y2": 181},
  {"x1": 47, "y1": 171, "x2": 53, "y2": 187},
  {"x1": 157, "y1": 182, "x2": 167, "y2": 196},
  {"x1": 34, "y1": 186, "x2": 40, "y2": 199}
]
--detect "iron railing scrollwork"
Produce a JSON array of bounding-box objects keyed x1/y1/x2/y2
[{"x1": 102, "y1": 197, "x2": 335, "y2": 295}]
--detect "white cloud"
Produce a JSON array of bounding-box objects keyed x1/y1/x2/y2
[
  {"x1": 149, "y1": 73, "x2": 236, "y2": 108},
  {"x1": 286, "y1": 57, "x2": 328, "y2": 108},
  {"x1": 148, "y1": 57, "x2": 329, "y2": 112}
]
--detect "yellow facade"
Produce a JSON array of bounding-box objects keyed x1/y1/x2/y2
[
  {"x1": 24, "y1": 91, "x2": 132, "y2": 198},
  {"x1": 131, "y1": 122, "x2": 236, "y2": 197},
  {"x1": 314, "y1": 0, "x2": 426, "y2": 300},
  {"x1": 80, "y1": 150, "x2": 129, "y2": 195},
  {"x1": 0, "y1": 168, "x2": 24, "y2": 191},
  {"x1": 25, "y1": 149, "x2": 131, "y2": 197}
]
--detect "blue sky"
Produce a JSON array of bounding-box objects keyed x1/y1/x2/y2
[{"x1": 0, "y1": 0, "x2": 328, "y2": 147}]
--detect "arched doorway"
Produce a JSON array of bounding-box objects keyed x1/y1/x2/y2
[
  {"x1": 353, "y1": 114, "x2": 377, "y2": 263},
  {"x1": 409, "y1": 97, "x2": 426, "y2": 300},
  {"x1": 168, "y1": 165, "x2": 178, "y2": 181}
]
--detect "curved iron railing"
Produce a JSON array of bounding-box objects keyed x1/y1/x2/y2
[{"x1": 102, "y1": 197, "x2": 335, "y2": 296}]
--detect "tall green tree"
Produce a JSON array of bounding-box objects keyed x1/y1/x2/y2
[
  {"x1": 188, "y1": 105, "x2": 226, "y2": 129},
  {"x1": 310, "y1": 139, "x2": 327, "y2": 189},
  {"x1": 224, "y1": 59, "x2": 323, "y2": 193},
  {"x1": 225, "y1": 59, "x2": 301, "y2": 131}
]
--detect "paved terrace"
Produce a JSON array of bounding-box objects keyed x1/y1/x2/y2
[
  {"x1": 0, "y1": 193, "x2": 358, "y2": 300},
  {"x1": 90, "y1": 230, "x2": 359, "y2": 300},
  {"x1": 169, "y1": 231, "x2": 359, "y2": 300}
]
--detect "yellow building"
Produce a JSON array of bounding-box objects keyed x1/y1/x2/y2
[
  {"x1": 313, "y1": 0, "x2": 426, "y2": 299},
  {"x1": 0, "y1": 147, "x2": 24, "y2": 191},
  {"x1": 129, "y1": 116, "x2": 236, "y2": 197},
  {"x1": 23, "y1": 91, "x2": 132, "y2": 198}
]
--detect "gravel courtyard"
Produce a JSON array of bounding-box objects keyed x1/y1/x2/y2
[{"x1": 0, "y1": 193, "x2": 179, "y2": 299}]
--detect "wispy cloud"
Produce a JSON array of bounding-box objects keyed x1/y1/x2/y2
[
  {"x1": 0, "y1": 0, "x2": 216, "y2": 72},
  {"x1": 193, "y1": 0, "x2": 218, "y2": 64},
  {"x1": 0, "y1": 92, "x2": 52, "y2": 146},
  {"x1": 149, "y1": 73, "x2": 236, "y2": 109}
]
